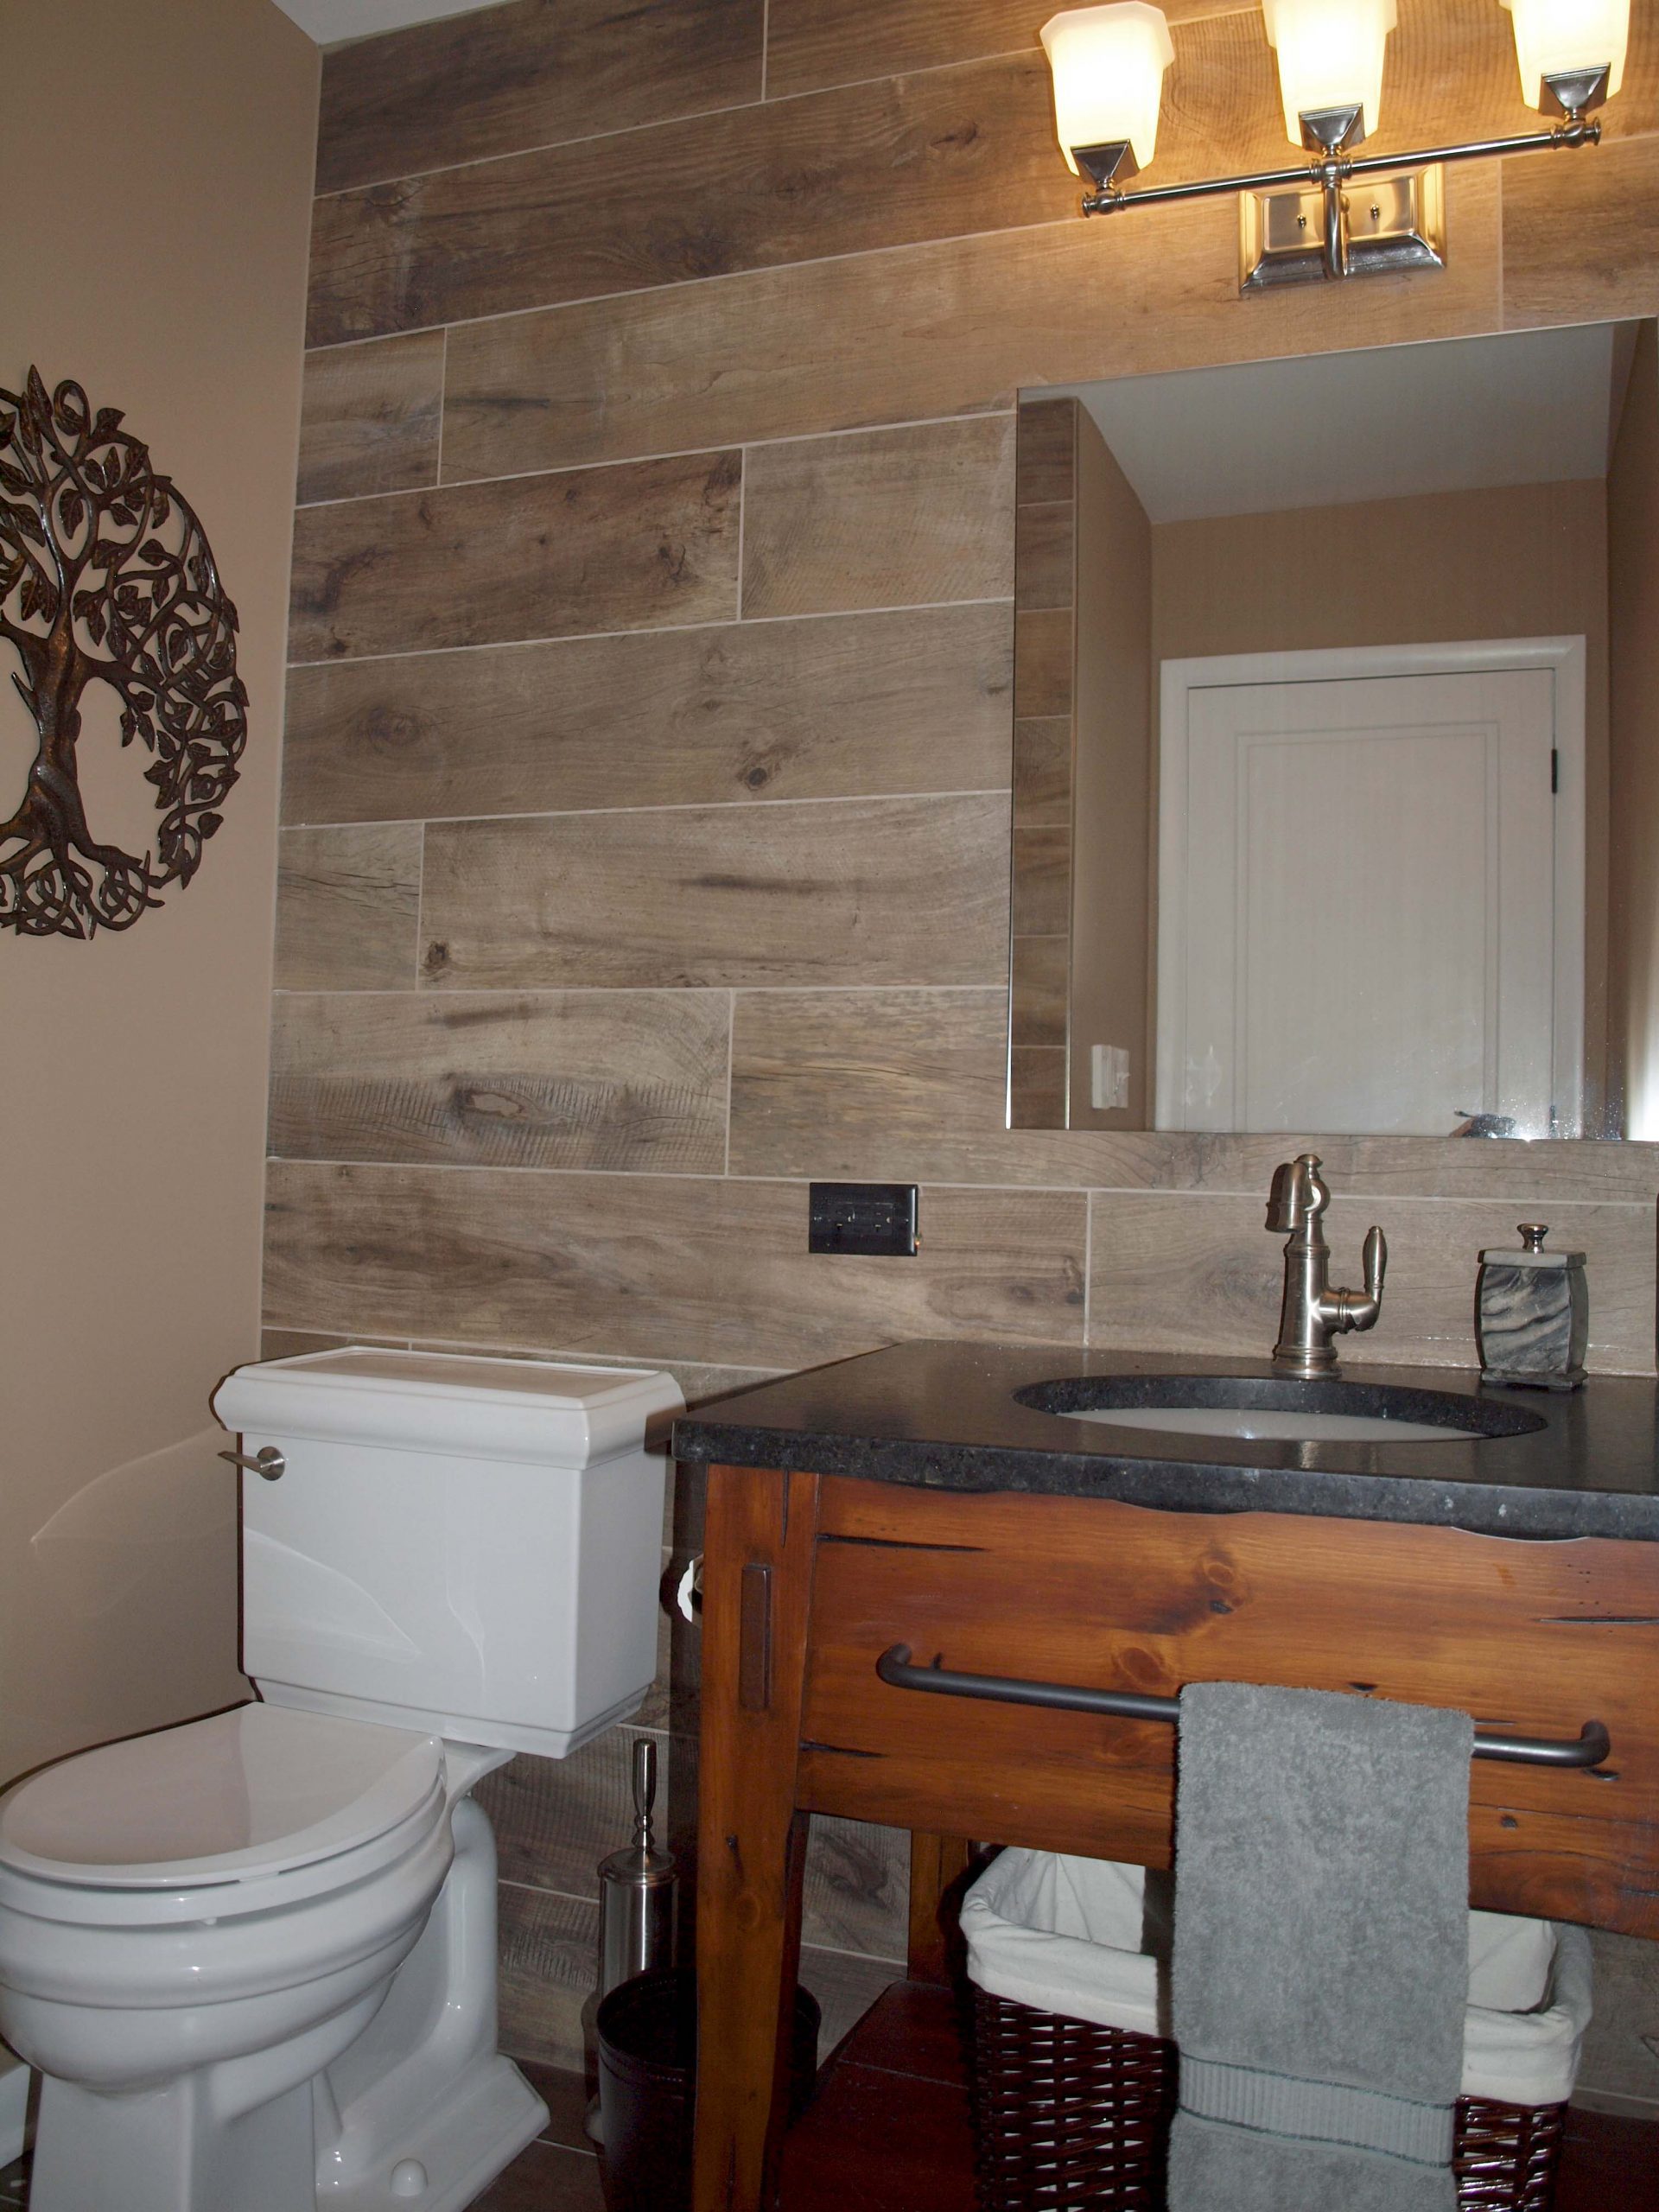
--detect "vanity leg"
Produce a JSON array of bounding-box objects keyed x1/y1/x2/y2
[
  {"x1": 695, "y1": 1464, "x2": 819, "y2": 2212},
  {"x1": 907, "y1": 1834, "x2": 974, "y2": 1983}
]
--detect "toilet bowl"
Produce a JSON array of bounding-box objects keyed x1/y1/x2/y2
[
  {"x1": 0, "y1": 1705, "x2": 546, "y2": 2212},
  {"x1": 0, "y1": 1347, "x2": 683, "y2": 2212}
]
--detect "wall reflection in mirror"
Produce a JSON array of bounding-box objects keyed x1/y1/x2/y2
[{"x1": 1008, "y1": 316, "x2": 1659, "y2": 1144}]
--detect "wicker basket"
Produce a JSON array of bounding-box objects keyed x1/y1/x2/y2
[{"x1": 966, "y1": 1985, "x2": 1567, "y2": 2212}]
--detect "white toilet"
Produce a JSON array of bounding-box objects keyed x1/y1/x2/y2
[{"x1": 0, "y1": 1347, "x2": 683, "y2": 2212}]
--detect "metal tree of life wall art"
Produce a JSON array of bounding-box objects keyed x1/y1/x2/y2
[{"x1": 0, "y1": 369, "x2": 247, "y2": 938}]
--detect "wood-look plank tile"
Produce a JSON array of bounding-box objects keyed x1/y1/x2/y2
[
  {"x1": 1012, "y1": 717, "x2": 1071, "y2": 824},
  {"x1": 797, "y1": 1946, "x2": 906, "y2": 2063},
  {"x1": 440, "y1": 166, "x2": 1500, "y2": 480},
  {"x1": 804, "y1": 1817, "x2": 909, "y2": 1963},
  {"x1": 1014, "y1": 499, "x2": 1074, "y2": 612},
  {"x1": 289, "y1": 451, "x2": 741, "y2": 664},
  {"x1": 408, "y1": 1338, "x2": 781, "y2": 1415},
  {"x1": 296, "y1": 332, "x2": 443, "y2": 506},
  {"x1": 1086, "y1": 1190, "x2": 1656, "y2": 1374},
  {"x1": 728, "y1": 989, "x2": 1659, "y2": 1198},
  {"x1": 1010, "y1": 934, "x2": 1068, "y2": 1046},
  {"x1": 1501, "y1": 131, "x2": 1659, "y2": 331},
  {"x1": 419, "y1": 794, "x2": 1010, "y2": 991},
  {"x1": 1157, "y1": 0, "x2": 1659, "y2": 186},
  {"x1": 1013, "y1": 607, "x2": 1071, "y2": 720},
  {"x1": 1015, "y1": 397, "x2": 1077, "y2": 506},
  {"x1": 1069, "y1": 1131, "x2": 1659, "y2": 1204},
  {"x1": 766, "y1": 0, "x2": 1640, "y2": 196},
  {"x1": 259, "y1": 1326, "x2": 408, "y2": 1360},
  {"x1": 316, "y1": 0, "x2": 763, "y2": 195},
  {"x1": 478, "y1": 1730, "x2": 669, "y2": 1897},
  {"x1": 729, "y1": 986, "x2": 1052, "y2": 1183},
  {"x1": 270, "y1": 989, "x2": 730, "y2": 1173},
  {"x1": 263, "y1": 1163, "x2": 1088, "y2": 1368},
  {"x1": 282, "y1": 606, "x2": 1011, "y2": 827},
  {"x1": 741, "y1": 418, "x2": 1014, "y2": 620},
  {"x1": 273, "y1": 823, "x2": 422, "y2": 992},
  {"x1": 307, "y1": 54, "x2": 1074, "y2": 346},
  {"x1": 1009, "y1": 1046, "x2": 1066, "y2": 1126},
  {"x1": 495, "y1": 1884, "x2": 600, "y2": 2071},
  {"x1": 1578, "y1": 1932, "x2": 1659, "y2": 2111},
  {"x1": 1009, "y1": 824, "x2": 1069, "y2": 936},
  {"x1": 766, "y1": 0, "x2": 1247, "y2": 99}
]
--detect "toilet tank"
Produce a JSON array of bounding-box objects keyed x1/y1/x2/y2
[{"x1": 212, "y1": 1349, "x2": 683, "y2": 1758}]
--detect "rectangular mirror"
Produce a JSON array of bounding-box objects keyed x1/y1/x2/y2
[{"x1": 1008, "y1": 316, "x2": 1658, "y2": 1144}]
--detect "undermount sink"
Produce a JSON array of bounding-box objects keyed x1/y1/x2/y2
[{"x1": 1015, "y1": 1374, "x2": 1548, "y2": 1447}]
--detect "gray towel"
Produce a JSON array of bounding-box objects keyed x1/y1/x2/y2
[{"x1": 1168, "y1": 1682, "x2": 1472, "y2": 2212}]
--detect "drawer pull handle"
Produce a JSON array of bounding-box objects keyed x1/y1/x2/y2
[{"x1": 874, "y1": 1645, "x2": 1611, "y2": 1770}]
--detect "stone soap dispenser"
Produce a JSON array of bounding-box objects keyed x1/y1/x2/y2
[{"x1": 1476, "y1": 1224, "x2": 1588, "y2": 1390}]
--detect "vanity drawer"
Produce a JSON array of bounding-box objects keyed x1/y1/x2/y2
[{"x1": 797, "y1": 1477, "x2": 1659, "y2": 1936}]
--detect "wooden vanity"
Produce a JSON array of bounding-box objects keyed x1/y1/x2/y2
[{"x1": 674, "y1": 1342, "x2": 1659, "y2": 2212}]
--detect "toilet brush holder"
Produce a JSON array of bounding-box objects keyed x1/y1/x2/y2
[
  {"x1": 599, "y1": 1738, "x2": 677, "y2": 1998},
  {"x1": 588, "y1": 1738, "x2": 678, "y2": 2145}
]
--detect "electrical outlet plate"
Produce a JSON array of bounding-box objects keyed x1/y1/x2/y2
[{"x1": 808, "y1": 1182, "x2": 919, "y2": 1256}]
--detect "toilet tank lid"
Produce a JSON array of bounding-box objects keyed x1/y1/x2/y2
[{"x1": 213, "y1": 1347, "x2": 683, "y2": 1465}]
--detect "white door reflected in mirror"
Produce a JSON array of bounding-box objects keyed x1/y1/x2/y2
[{"x1": 1157, "y1": 642, "x2": 1583, "y2": 1137}]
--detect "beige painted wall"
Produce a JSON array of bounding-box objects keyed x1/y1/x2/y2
[
  {"x1": 1151, "y1": 478, "x2": 1612, "y2": 1127},
  {"x1": 1069, "y1": 412, "x2": 1153, "y2": 1129},
  {"x1": 0, "y1": 0, "x2": 317, "y2": 1787},
  {"x1": 1609, "y1": 323, "x2": 1659, "y2": 1140}
]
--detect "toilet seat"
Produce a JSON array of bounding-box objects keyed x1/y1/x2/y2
[{"x1": 0, "y1": 1705, "x2": 443, "y2": 1904}]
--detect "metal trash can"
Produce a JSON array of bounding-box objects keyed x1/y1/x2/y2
[
  {"x1": 595, "y1": 1967, "x2": 821, "y2": 2212},
  {"x1": 960, "y1": 1849, "x2": 1593, "y2": 2212}
]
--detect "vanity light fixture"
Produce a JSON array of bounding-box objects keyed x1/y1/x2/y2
[{"x1": 1039, "y1": 0, "x2": 1627, "y2": 290}]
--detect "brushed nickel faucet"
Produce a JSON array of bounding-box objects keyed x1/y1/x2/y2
[{"x1": 1265, "y1": 1153, "x2": 1387, "y2": 1377}]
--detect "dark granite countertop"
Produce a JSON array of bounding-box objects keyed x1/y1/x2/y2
[{"x1": 671, "y1": 1340, "x2": 1659, "y2": 1542}]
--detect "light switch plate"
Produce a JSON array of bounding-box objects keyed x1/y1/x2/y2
[{"x1": 1090, "y1": 1045, "x2": 1131, "y2": 1113}]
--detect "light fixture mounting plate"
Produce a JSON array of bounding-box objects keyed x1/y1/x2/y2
[
  {"x1": 1298, "y1": 101, "x2": 1366, "y2": 156},
  {"x1": 1540, "y1": 64, "x2": 1610, "y2": 118},
  {"x1": 1239, "y1": 162, "x2": 1445, "y2": 291},
  {"x1": 1073, "y1": 139, "x2": 1139, "y2": 194}
]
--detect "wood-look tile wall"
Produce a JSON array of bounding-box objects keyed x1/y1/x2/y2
[
  {"x1": 1009, "y1": 398, "x2": 1076, "y2": 1124},
  {"x1": 282, "y1": 0, "x2": 1659, "y2": 2089}
]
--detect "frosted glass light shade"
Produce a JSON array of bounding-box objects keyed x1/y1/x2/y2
[
  {"x1": 1261, "y1": 0, "x2": 1398, "y2": 145},
  {"x1": 1039, "y1": 3, "x2": 1176, "y2": 175},
  {"x1": 1501, "y1": 0, "x2": 1628, "y2": 105}
]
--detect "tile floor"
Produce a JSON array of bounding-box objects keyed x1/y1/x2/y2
[
  {"x1": 494, "y1": 1983, "x2": 1659, "y2": 2210},
  {"x1": 4, "y1": 1999, "x2": 1657, "y2": 2209}
]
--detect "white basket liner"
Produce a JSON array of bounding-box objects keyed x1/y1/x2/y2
[{"x1": 961, "y1": 1850, "x2": 1592, "y2": 2108}]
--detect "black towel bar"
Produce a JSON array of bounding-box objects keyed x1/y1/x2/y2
[{"x1": 874, "y1": 1644, "x2": 1612, "y2": 1770}]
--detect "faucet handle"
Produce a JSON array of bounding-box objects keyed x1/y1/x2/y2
[
  {"x1": 1266, "y1": 1153, "x2": 1329, "y2": 1234},
  {"x1": 1363, "y1": 1224, "x2": 1387, "y2": 1302}
]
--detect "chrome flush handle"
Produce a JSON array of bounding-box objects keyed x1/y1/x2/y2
[{"x1": 219, "y1": 1446, "x2": 285, "y2": 1480}]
